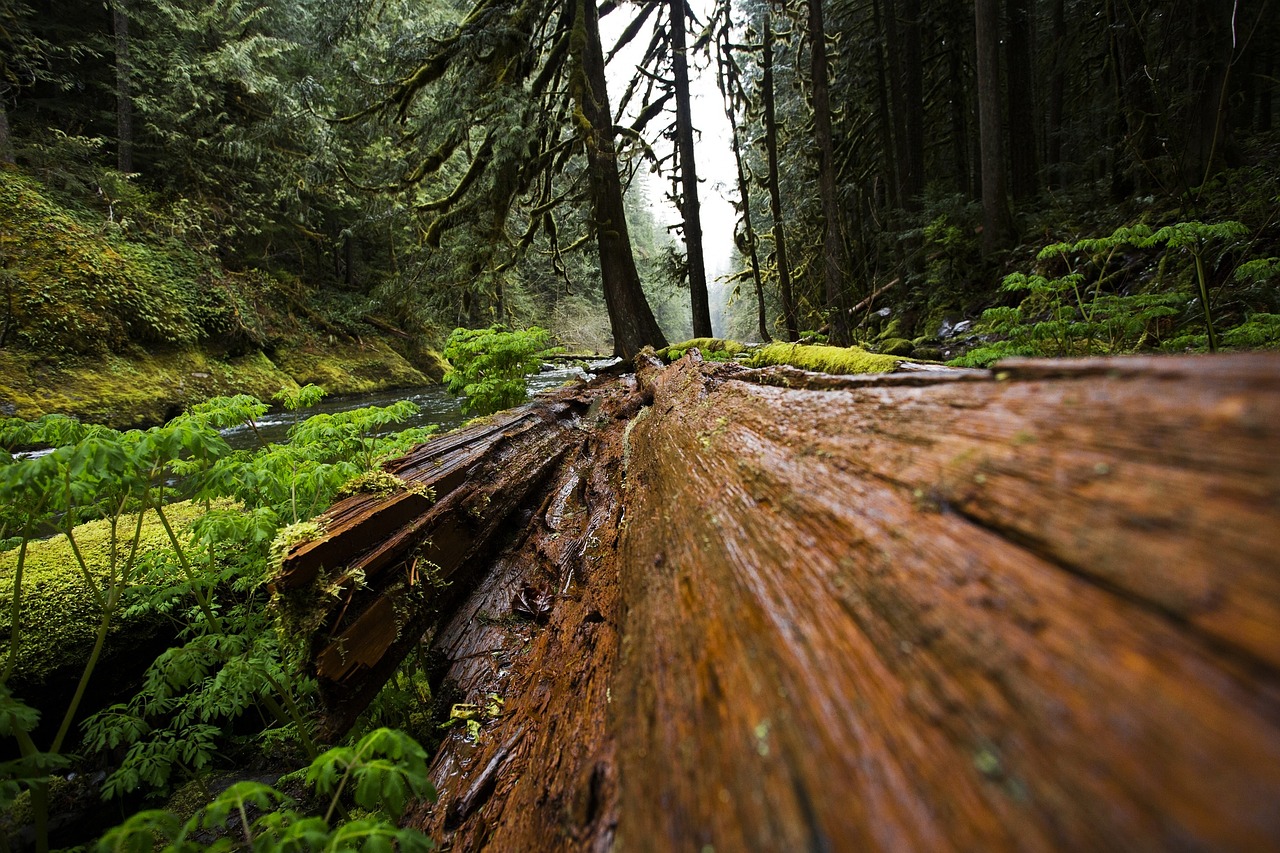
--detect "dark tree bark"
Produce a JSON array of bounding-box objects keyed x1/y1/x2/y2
[
  {"x1": 947, "y1": 12, "x2": 972, "y2": 196},
  {"x1": 806, "y1": 0, "x2": 852, "y2": 345},
  {"x1": 900, "y1": 0, "x2": 924, "y2": 207},
  {"x1": 1181, "y1": 0, "x2": 1237, "y2": 189},
  {"x1": 974, "y1": 0, "x2": 1013, "y2": 252},
  {"x1": 669, "y1": 0, "x2": 713, "y2": 338},
  {"x1": 883, "y1": 0, "x2": 924, "y2": 209},
  {"x1": 112, "y1": 0, "x2": 133, "y2": 173},
  {"x1": 1005, "y1": 0, "x2": 1037, "y2": 200},
  {"x1": 715, "y1": 17, "x2": 770, "y2": 342},
  {"x1": 0, "y1": 101, "x2": 14, "y2": 164},
  {"x1": 762, "y1": 14, "x2": 798, "y2": 342},
  {"x1": 570, "y1": 0, "x2": 667, "y2": 358},
  {"x1": 876, "y1": 0, "x2": 905, "y2": 207},
  {"x1": 1105, "y1": 0, "x2": 1159, "y2": 195},
  {"x1": 1045, "y1": 0, "x2": 1066, "y2": 188}
]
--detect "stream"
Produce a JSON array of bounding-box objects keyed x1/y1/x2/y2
[
  {"x1": 214, "y1": 360, "x2": 609, "y2": 450},
  {"x1": 17, "y1": 360, "x2": 615, "y2": 458}
]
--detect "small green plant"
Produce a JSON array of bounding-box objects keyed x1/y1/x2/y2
[
  {"x1": 95, "y1": 727, "x2": 437, "y2": 852},
  {"x1": 442, "y1": 326, "x2": 562, "y2": 416},
  {"x1": 951, "y1": 220, "x2": 1260, "y2": 367},
  {"x1": 2, "y1": 387, "x2": 438, "y2": 849}
]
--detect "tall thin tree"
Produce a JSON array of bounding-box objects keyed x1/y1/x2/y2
[
  {"x1": 974, "y1": 0, "x2": 1012, "y2": 252},
  {"x1": 112, "y1": 0, "x2": 133, "y2": 173},
  {"x1": 806, "y1": 0, "x2": 851, "y2": 345},
  {"x1": 762, "y1": 12, "x2": 798, "y2": 341},
  {"x1": 669, "y1": 0, "x2": 713, "y2": 338}
]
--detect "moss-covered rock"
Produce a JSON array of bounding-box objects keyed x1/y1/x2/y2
[
  {"x1": 747, "y1": 342, "x2": 908, "y2": 374},
  {"x1": 0, "y1": 500, "x2": 220, "y2": 695},
  {"x1": 876, "y1": 337, "x2": 916, "y2": 357}
]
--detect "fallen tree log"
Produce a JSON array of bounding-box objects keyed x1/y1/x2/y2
[{"x1": 278, "y1": 351, "x2": 1280, "y2": 850}]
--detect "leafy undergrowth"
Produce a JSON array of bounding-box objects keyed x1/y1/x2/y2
[
  {"x1": 1, "y1": 386, "x2": 442, "y2": 850},
  {"x1": 946, "y1": 220, "x2": 1280, "y2": 368},
  {"x1": 443, "y1": 326, "x2": 563, "y2": 415}
]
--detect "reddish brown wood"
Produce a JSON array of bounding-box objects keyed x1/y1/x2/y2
[
  {"x1": 611, "y1": 352, "x2": 1280, "y2": 850},
  {"x1": 283, "y1": 352, "x2": 1280, "y2": 850}
]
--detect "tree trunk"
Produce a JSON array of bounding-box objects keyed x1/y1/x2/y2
[
  {"x1": 806, "y1": 0, "x2": 852, "y2": 345},
  {"x1": 281, "y1": 352, "x2": 1280, "y2": 850},
  {"x1": 1182, "y1": 0, "x2": 1236, "y2": 189},
  {"x1": 669, "y1": 0, "x2": 713, "y2": 339},
  {"x1": 716, "y1": 22, "x2": 770, "y2": 342},
  {"x1": 1005, "y1": 0, "x2": 1037, "y2": 201},
  {"x1": 878, "y1": 0, "x2": 906, "y2": 207},
  {"x1": 883, "y1": 0, "x2": 924, "y2": 209},
  {"x1": 762, "y1": 15, "x2": 799, "y2": 341},
  {"x1": 569, "y1": 0, "x2": 667, "y2": 359},
  {"x1": 948, "y1": 12, "x2": 972, "y2": 196},
  {"x1": 1045, "y1": 0, "x2": 1066, "y2": 188},
  {"x1": 1105, "y1": 0, "x2": 1159, "y2": 195},
  {"x1": 974, "y1": 0, "x2": 1013, "y2": 252},
  {"x1": 900, "y1": 0, "x2": 925, "y2": 207},
  {"x1": 112, "y1": 0, "x2": 133, "y2": 174},
  {"x1": 0, "y1": 100, "x2": 14, "y2": 165}
]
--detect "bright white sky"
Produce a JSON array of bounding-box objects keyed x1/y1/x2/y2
[{"x1": 599, "y1": 0, "x2": 739, "y2": 280}]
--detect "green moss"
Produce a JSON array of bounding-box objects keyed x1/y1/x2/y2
[
  {"x1": 876, "y1": 337, "x2": 916, "y2": 357},
  {"x1": 0, "y1": 348, "x2": 299, "y2": 429},
  {"x1": 0, "y1": 169, "x2": 204, "y2": 355},
  {"x1": 748, "y1": 342, "x2": 908, "y2": 374},
  {"x1": 272, "y1": 338, "x2": 431, "y2": 395},
  {"x1": 0, "y1": 500, "x2": 223, "y2": 692},
  {"x1": 659, "y1": 338, "x2": 748, "y2": 362},
  {"x1": 0, "y1": 339, "x2": 445, "y2": 431}
]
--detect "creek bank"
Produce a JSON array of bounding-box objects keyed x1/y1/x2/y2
[{"x1": 0, "y1": 335, "x2": 448, "y2": 431}]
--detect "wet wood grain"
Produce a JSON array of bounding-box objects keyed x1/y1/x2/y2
[
  {"x1": 613, "y1": 352, "x2": 1280, "y2": 850},
  {"x1": 282, "y1": 351, "x2": 1280, "y2": 850}
]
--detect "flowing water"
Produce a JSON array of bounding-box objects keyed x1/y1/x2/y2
[
  {"x1": 14, "y1": 360, "x2": 617, "y2": 459},
  {"x1": 216, "y1": 359, "x2": 612, "y2": 450}
]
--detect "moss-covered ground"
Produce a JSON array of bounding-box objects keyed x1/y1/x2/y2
[
  {"x1": 0, "y1": 168, "x2": 449, "y2": 430},
  {"x1": 0, "y1": 500, "x2": 224, "y2": 694}
]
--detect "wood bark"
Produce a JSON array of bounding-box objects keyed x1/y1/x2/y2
[
  {"x1": 1005, "y1": 0, "x2": 1037, "y2": 201},
  {"x1": 280, "y1": 352, "x2": 1280, "y2": 850},
  {"x1": 668, "y1": 0, "x2": 713, "y2": 339},
  {"x1": 974, "y1": 0, "x2": 1013, "y2": 252},
  {"x1": 806, "y1": 0, "x2": 852, "y2": 345},
  {"x1": 713, "y1": 10, "x2": 769, "y2": 343},
  {"x1": 882, "y1": 0, "x2": 924, "y2": 209},
  {"x1": 569, "y1": 0, "x2": 667, "y2": 359},
  {"x1": 762, "y1": 15, "x2": 798, "y2": 342},
  {"x1": 0, "y1": 101, "x2": 14, "y2": 165},
  {"x1": 1045, "y1": 0, "x2": 1066, "y2": 188}
]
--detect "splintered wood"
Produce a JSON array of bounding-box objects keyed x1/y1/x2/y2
[{"x1": 278, "y1": 352, "x2": 1280, "y2": 850}]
